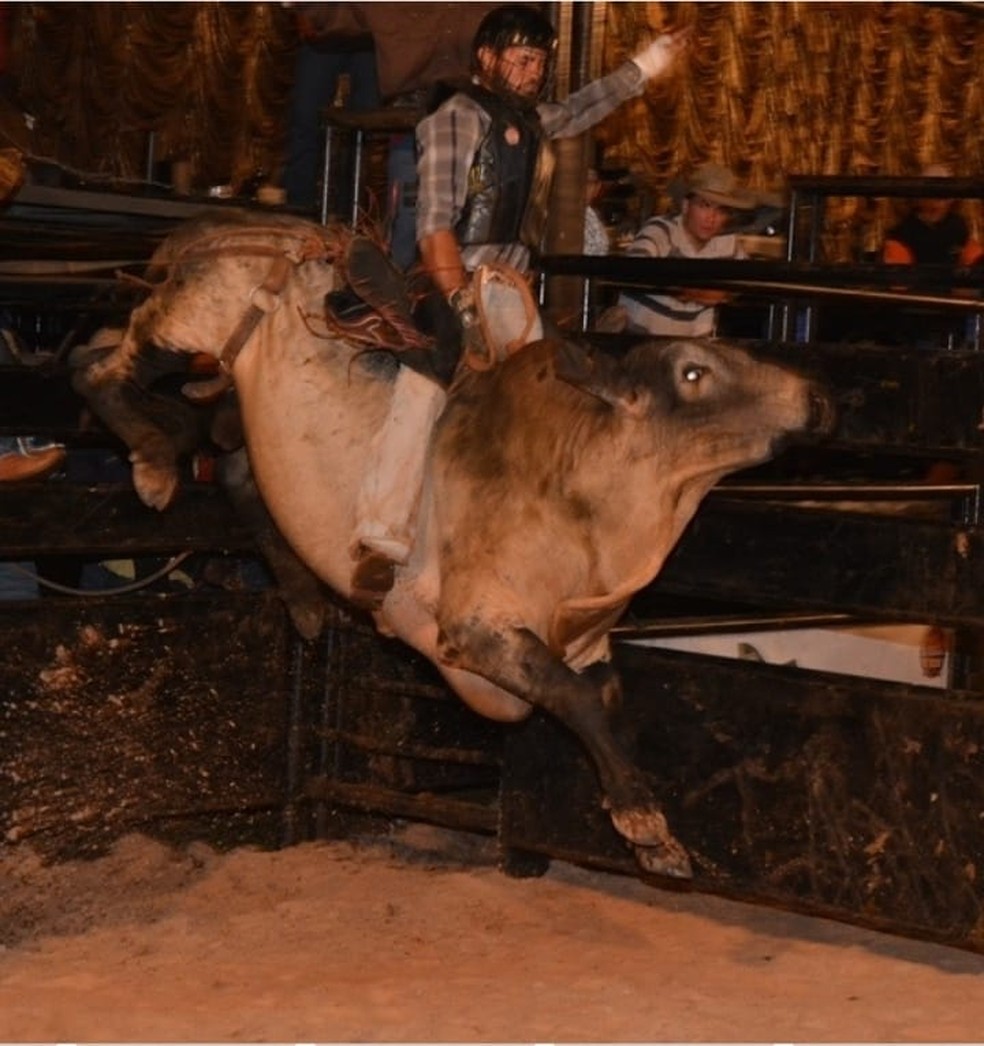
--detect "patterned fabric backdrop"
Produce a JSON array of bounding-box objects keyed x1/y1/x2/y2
[
  {"x1": 10, "y1": 3, "x2": 296, "y2": 189},
  {"x1": 7, "y1": 2, "x2": 984, "y2": 257},
  {"x1": 596, "y1": 2, "x2": 984, "y2": 257}
]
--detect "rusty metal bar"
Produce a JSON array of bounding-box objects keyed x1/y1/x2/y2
[
  {"x1": 691, "y1": 279, "x2": 984, "y2": 312},
  {"x1": 712, "y1": 482, "x2": 979, "y2": 500},
  {"x1": 318, "y1": 727, "x2": 501, "y2": 768},
  {"x1": 303, "y1": 778, "x2": 499, "y2": 834},
  {"x1": 540, "y1": 255, "x2": 984, "y2": 310},
  {"x1": 613, "y1": 612, "x2": 860, "y2": 640}
]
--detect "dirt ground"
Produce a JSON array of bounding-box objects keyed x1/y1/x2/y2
[{"x1": 3, "y1": 825, "x2": 984, "y2": 1043}]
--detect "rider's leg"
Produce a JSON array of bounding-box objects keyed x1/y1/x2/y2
[
  {"x1": 345, "y1": 263, "x2": 464, "y2": 610},
  {"x1": 350, "y1": 365, "x2": 447, "y2": 607}
]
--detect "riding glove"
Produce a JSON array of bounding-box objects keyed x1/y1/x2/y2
[{"x1": 631, "y1": 29, "x2": 689, "y2": 82}]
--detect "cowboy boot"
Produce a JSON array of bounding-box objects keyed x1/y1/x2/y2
[{"x1": 345, "y1": 237, "x2": 417, "y2": 333}]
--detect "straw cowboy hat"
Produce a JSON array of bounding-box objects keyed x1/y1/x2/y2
[{"x1": 669, "y1": 162, "x2": 759, "y2": 210}]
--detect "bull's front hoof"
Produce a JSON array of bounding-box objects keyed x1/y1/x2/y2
[
  {"x1": 610, "y1": 805, "x2": 692, "y2": 880},
  {"x1": 633, "y1": 840, "x2": 693, "y2": 881}
]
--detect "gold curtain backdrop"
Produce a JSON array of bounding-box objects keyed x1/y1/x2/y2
[
  {"x1": 10, "y1": 3, "x2": 296, "y2": 189},
  {"x1": 7, "y1": 2, "x2": 984, "y2": 258},
  {"x1": 596, "y1": 1, "x2": 984, "y2": 257}
]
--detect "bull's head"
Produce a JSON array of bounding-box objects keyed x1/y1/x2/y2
[
  {"x1": 552, "y1": 336, "x2": 828, "y2": 430},
  {"x1": 553, "y1": 336, "x2": 834, "y2": 470}
]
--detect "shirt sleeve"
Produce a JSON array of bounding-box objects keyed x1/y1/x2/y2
[
  {"x1": 625, "y1": 219, "x2": 672, "y2": 258},
  {"x1": 537, "y1": 61, "x2": 645, "y2": 140},
  {"x1": 883, "y1": 238, "x2": 914, "y2": 265},
  {"x1": 415, "y1": 97, "x2": 486, "y2": 242}
]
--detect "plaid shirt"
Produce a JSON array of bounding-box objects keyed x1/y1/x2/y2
[{"x1": 416, "y1": 61, "x2": 644, "y2": 274}]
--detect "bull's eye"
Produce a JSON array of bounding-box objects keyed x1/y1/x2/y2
[{"x1": 682, "y1": 364, "x2": 706, "y2": 383}]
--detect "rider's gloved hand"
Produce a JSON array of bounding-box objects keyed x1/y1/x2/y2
[
  {"x1": 631, "y1": 28, "x2": 690, "y2": 82},
  {"x1": 448, "y1": 283, "x2": 493, "y2": 370}
]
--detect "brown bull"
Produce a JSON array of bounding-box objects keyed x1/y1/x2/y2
[{"x1": 73, "y1": 213, "x2": 833, "y2": 879}]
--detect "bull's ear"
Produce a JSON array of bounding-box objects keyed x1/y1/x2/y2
[{"x1": 552, "y1": 340, "x2": 644, "y2": 415}]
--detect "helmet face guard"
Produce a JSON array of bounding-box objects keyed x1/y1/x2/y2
[{"x1": 472, "y1": 4, "x2": 557, "y2": 106}]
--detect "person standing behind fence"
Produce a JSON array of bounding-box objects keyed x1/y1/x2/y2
[
  {"x1": 616, "y1": 162, "x2": 756, "y2": 338},
  {"x1": 881, "y1": 162, "x2": 984, "y2": 350},
  {"x1": 282, "y1": 4, "x2": 381, "y2": 211},
  {"x1": 883, "y1": 163, "x2": 983, "y2": 269},
  {"x1": 583, "y1": 167, "x2": 612, "y2": 256}
]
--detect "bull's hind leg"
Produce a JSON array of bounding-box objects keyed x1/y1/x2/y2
[
  {"x1": 72, "y1": 337, "x2": 207, "y2": 510},
  {"x1": 215, "y1": 448, "x2": 330, "y2": 640},
  {"x1": 436, "y1": 621, "x2": 692, "y2": 879}
]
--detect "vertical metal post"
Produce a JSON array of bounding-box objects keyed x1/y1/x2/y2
[
  {"x1": 314, "y1": 626, "x2": 342, "y2": 839},
  {"x1": 282, "y1": 634, "x2": 307, "y2": 847},
  {"x1": 320, "y1": 123, "x2": 333, "y2": 226},
  {"x1": 350, "y1": 128, "x2": 365, "y2": 227},
  {"x1": 801, "y1": 190, "x2": 824, "y2": 343},
  {"x1": 145, "y1": 130, "x2": 156, "y2": 183},
  {"x1": 543, "y1": 2, "x2": 597, "y2": 323},
  {"x1": 777, "y1": 186, "x2": 800, "y2": 342}
]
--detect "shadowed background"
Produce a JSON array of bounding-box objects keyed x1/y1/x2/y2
[{"x1": 5, "y1": 2, "x2": 984, "y2": 258}]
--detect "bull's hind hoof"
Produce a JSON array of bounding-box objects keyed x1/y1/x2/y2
[
  {"x1": 633, "y1": 841, "x2": 693, "y2": 881},
  {"x1": 350, "y1": 547, "x2": 396, "y2": 611}
]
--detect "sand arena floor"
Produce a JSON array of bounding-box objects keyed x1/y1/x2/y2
[{"x1": 2, "y1": 824, "x2": 984, "y2": 1042}]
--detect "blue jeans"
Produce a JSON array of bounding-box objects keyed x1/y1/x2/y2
[
  {"x1": 283, "y1": 42, "x2": 381, "y2": 210},
  {"x1": 0, "y1": 563, "x2": 37, "y2": 600},
  {"x1": 387, "y1": 132, "x2": 418, "y2": 271},
  {"x1": 0, "y1": 435, "x2": 63, "y2": 456}
]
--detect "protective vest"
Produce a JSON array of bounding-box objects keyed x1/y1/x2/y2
[{"x1": 454, "y1": 84, "x2": 555, "y2": 252}]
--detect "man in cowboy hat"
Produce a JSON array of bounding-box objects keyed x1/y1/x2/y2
[{"x1": 617, "y1": 161, "x2": 757, "y2": 338}]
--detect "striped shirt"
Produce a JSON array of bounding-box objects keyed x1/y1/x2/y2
[
  {"x1": 416, "y1": 61, "x2": 644, "y2": 274},
  {"x1": 618, "y1": 213, "x2": 746, "y2": 337},
  {"x1": 583, "y1": 205, "x2": 610, "y2": 255}
]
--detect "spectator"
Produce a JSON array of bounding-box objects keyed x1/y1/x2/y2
[
  {"x1": 283, "y1": 4, "x2": 381, "y2": 211},
  {"x1": 583, "y1": 167, "x2": 611, "y2": 256},
  {"x1": 882, "y1": 162, "x2": 984, "y2": 350},
  {"x1": 0, "y1": 435, "x2": 64, "y2": 602},
  {"x1": 883, "y1": 163, "x2": 983, "y2": 269},
  {"x1": 617, "y1": 162, "x2": 756, "y2": 337},
  {"x1": 0, "y1": 320, "x2": 65, "y2": 483},
  {"x1": 0, "y1": 435, "x2": 64, "y2": 482}
]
